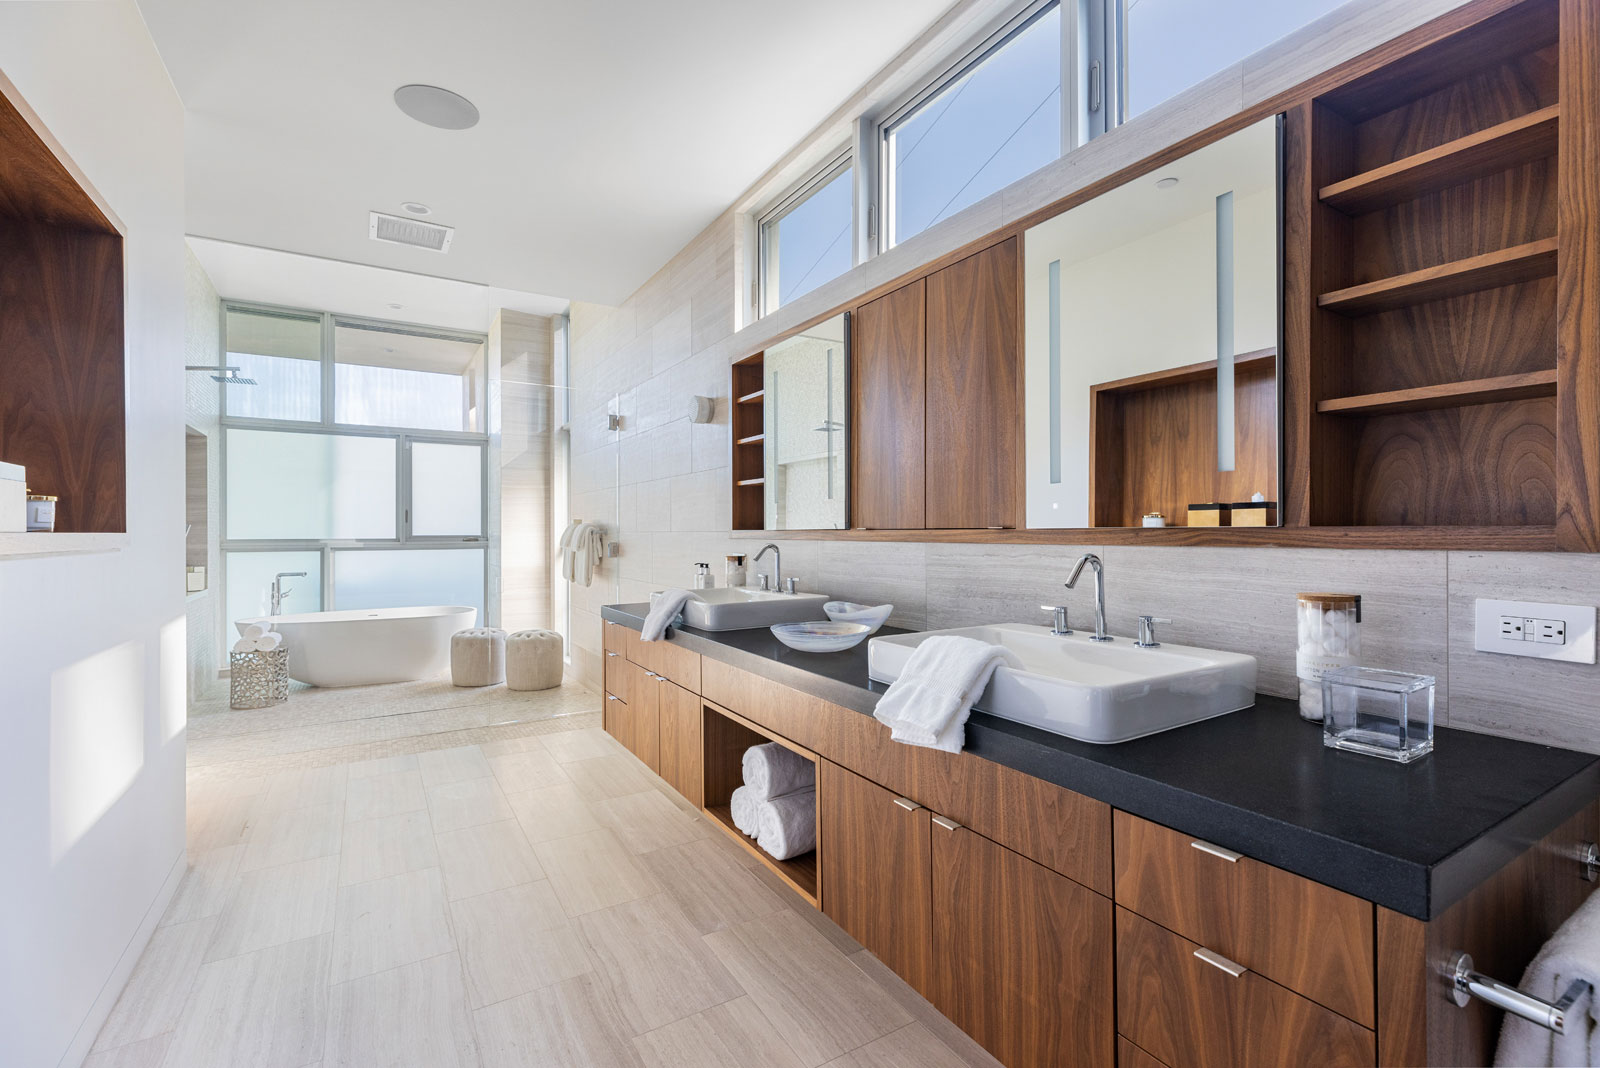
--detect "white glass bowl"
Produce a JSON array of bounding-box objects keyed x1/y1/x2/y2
[
  {"x1": 822, "y1": 601, "x2": 894, "y2": 633},
  {"x1": 770, "y1": 621, "x2": 871, "y2": 653}
]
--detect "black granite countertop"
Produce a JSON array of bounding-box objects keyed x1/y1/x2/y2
[{"x1": 602, "y1": 603, "x2": 1600, "y2": 920}]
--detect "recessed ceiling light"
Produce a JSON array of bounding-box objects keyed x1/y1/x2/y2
[
  {"x1": 1155, "y1": 176, "x2": 1180, "y2": 189},
  {"x1": 394, "y1": 84, "x2": 479, "y2": 130},
  {"x1": 387, "y1": 302, "x2": 403, "y2": 310},
  {"x1": 401, "y1": 201, "x2": 431, "y2": 216}
]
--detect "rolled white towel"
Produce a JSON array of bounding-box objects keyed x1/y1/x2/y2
[
  {"x1": 741, "y1": 742, "x2": 814, "y2": 800},
  {"x1": 729, "y1": 785, "x2": 760, "y2": 837},
  {"x1": 255, "y1": 631, "x2": 283, "y2": 651},
  {"x1": 755, "y1": 788, "x2": 816, "y2": 861},
  {"x1": 241, "y1": 621, "x2": 273, "y2": 640},
  {"x1": 231, "y1": 638, "x2": 254, "y2": 654}
]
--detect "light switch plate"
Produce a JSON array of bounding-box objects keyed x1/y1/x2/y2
[{"x1": 1473, "y1": 598, "x2": 1596, "y2": 663}]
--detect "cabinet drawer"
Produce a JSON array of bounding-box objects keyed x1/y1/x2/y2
[
  {"x1": 626, "y1": 626, "x2": 701, "y2": 692},
  {"x1": 604, "y1": 649, "x2": 631, "y2": 704},
  {"x1": 1116, "y1": 908, "x2": 1374, "y2": 1068},
  {"x1": 603, "y1": 620, "x2": 628, "y2": 655},
  {"x1": 604, "y1": 693, "x2": 629, "y2": 749},
  {"x1": 1113, "y1": 810, "x2": 1374, "y2": 1026}
]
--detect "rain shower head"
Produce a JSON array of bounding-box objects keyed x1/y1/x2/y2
[{"x1": 186, "y1": 365, "x2": 258, "y2": 386}]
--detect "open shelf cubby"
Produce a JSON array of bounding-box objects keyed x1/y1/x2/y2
[
  {"x1": 731, "y1": 353, "x2": 766, "y2": 531},
  {"x1": 1302, "y1": 0, "x2": 1561, "y2": 529},
  {"x1": 700, "y1": 699, "x2": 819, "y2": 907}
]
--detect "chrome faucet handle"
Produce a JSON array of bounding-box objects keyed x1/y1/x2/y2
[
  {"x1": 784, "y1": 577, "x2": 799, "y2": 594},
  {"x1": 1136, "y1": 615, "x2": 1172, "y2": 648},
  {"x1": 1040, "y1": 605, "x2": 1072, "y2": 636},
  {"x1": 757, "y1": 573, "x2": 771, "y2": 591}
]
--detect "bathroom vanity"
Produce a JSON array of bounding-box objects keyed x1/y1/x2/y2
[{"x1": 599, "y1": 606, "x2": 1600, "y2": 1068}]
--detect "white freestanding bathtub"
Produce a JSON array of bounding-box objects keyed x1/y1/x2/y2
[{"x1": 235, "y1": 605, "x2": 476, "y2": 687}]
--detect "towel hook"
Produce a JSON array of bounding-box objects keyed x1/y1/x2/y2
[
  {"x1": 1446, "y1": 951, "x2": 1590, "y2": 1034},
  {"x1": 1582, "y1": 841, "x2": 1599, "y2": 882}
]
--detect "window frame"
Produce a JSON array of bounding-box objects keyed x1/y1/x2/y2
[
  {"x1": 874, "y1": 0, "x2": 1067, "y2": 251},
  {"x1": 756, "y1": 147, "x2": 856, "y2": 317},
  {"x1": 218, "y1": 299, "x2": 491, "y2": 627}
]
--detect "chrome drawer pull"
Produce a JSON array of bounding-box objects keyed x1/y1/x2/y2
[
  {"x1": 892, "y1": 797, "x2": 922, "y2": 812},
  {"x1": 643, "y1": 671, "x2": 658, "y2": 678},
  {"x1": 1193, "y1": 947, "x2": 1247, "y2": 978},
  {"x1": 606, "y1": 651, "x2": 618, "y2": 658},
  {"x1": 1190, "y1": 839, "x2": 1243, "y2": 863},
  {"x1": 932, "y1": 815, "x2": 962, "y2": 831},
  {"x1": 606, "y1": 695, "x2": 617, "y2": 702}
]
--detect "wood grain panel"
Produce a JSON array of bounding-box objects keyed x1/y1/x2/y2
[
  {"x1": 818, "y1": 760, "x2": 934, "y2": 1000},
  {"x1": 1376, "y1": 801, "x2": 1600, "y2": 1067},
  {"x1": 0, "y1": 219, "x2": 126, "y2": 532},
  {"x1": 1557, "y1": 0, "x2": 1600, "y2": 550},
  {"x1": 1349, "y1": 397, "x2": 1557, "y2": 526},
  {"x1": 604, "y1": 694, "x2": 630, "y2": 752},
  {"x1": 1116, "y1": 907, "x2": 1375, "y2": 1068},
  {"x1": 1319, "y1": 238, "x2": 1557, "y2": 315},
  {"x1": 1318, "y1": 369, "x2": 1556, "y2": 415},
  {"x1": 627, "y1": 662, "x2": 660, "y2": 774},
  {"x1": 603, "y1": 621, "x2": 628, "y2": 655},
  {"x1": 657, "y1": 680, "x2": 702, "y2": 808},
  {"x1": 699, "y1": 657, "x2": 830, "y2": 753},
  {"x1": 1113, "y1": 810, "x2": 1375, "y2": 1027},
  {"x1": 933, "y1": 821, "x2": 1114, "y2": 1068},
  {"x1": 924, "y1": 238, "x2": 1019, "y2": 528},
  {"x1": 1119, "y1": 1037, "x2": 1172, "y2": 1068},
  {"x1": 603, "y1": 649, "x2": 631, "y2": 705},
  {"x1": 625, "y1": 627, "x2": 701, "y2": 692},
  {"x1": 0, "y1": 82, "x2": 118, "y2": 232},
  {"x1": 852, "y1": 279, "x2": 925, "y2": 530}
]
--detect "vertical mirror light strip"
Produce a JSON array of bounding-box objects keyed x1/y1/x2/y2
[
  {"x1": 825, "y1": 348, "x2": 835, "y2": 500},
  {"x1": 1215, "y1": 191, "x2": 1237, "y2": 473},
  {"x1": 1048, "y1": 258, "x2": 1062, "y2": 484}
]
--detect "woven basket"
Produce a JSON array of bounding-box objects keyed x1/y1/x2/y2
[{"x1": 230, "y1": 647, "x2": 290, "y2": 709}]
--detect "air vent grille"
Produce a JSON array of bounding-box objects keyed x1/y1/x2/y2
[{"x1": 369, "y1": 211, "x2": 454, "y2": 252}]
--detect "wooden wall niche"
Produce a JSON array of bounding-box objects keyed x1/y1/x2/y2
[
  {"x1": 731, "y1": 354, "x2": 765, "y2": 530},
  {"x1": 0, "y1": 77, "x2": 126, "y2": 534},
  {"x1": 1090, "y1": 350, "x2": 1279, "y2": 527},
  {"x1": 0, "y1": 78, "x2": 126, "y2": 534},
  {"x1": 1301, "y1": 0, "x2": 1561, "y2": 530}
]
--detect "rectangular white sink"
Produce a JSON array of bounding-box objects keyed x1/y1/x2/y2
[
  {"x1": 868, "y1": 624, "x2": 1257, "y2": 744},
  {"x1": 666, "y1": 587, "x2": 832, "y2": 632}
]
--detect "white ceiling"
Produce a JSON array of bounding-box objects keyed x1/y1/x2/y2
[
  {"x1": 190, "y1": 236, "x2": 568, "y2": 332},
  {"x1": 140, "y1": 0, "x2": 953, "y2": 306}
]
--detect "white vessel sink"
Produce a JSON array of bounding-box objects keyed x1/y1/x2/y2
[
  {"x1": 868, "y1": 624, "x2": 1257, "y2": 744},
  {"x1": 670, "y1": 587, "x2": 832, "y2": 632}
]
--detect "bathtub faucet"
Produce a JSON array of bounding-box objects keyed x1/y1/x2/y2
[{"x1": 271, "y1": 572, "x2": 307, "y2": 615}]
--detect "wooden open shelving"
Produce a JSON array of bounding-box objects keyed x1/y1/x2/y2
[
  {"x1": 736, "y1": 389, "x2": 765, "y2": 405},
  {"x1": 1316, "y1": 238, "x2": 1557, "y2": 315},
  {"x1": 731, "y1": 354, "x2": 766, "y2": 530},
  {"x1": 700, "y1": 699, "x2": 818, "y2": 907},
  {"x1": 1319, "y1": 104, "x2": 1559, "y2": 213},
  {"x1": 1318, "y1": 370, "x2": 1558, "y2": 415}
]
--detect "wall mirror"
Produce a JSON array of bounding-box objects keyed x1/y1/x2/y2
[
  {"x1": 762, "y1": 311, "x2": 849, "y2": 530},
  {"x1": 1023, "y1": 115, "x2": 1282, "y2": 529}
]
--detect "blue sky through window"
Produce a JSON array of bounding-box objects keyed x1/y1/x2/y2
[{"x1": 772, "y1": 164, "x2": 854, "y2": 308}]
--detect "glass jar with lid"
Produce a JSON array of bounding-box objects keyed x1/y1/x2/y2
[{"x1": 1296, "y1": 592, "x2": 1360, "y2": 722}]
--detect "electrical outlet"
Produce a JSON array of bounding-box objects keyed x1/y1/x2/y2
[{"x1": 1474, "y1": 599, "x2": 1596, "y2": 663}]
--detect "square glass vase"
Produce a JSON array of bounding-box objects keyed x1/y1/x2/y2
[{"x1": 1320, "y1": 666, "x2": 1434, "y2": 763}]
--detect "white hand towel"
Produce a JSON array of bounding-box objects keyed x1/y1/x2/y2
[
  {"x1": 755, "y1": 788, "x2": 816, "y2": 861},
  {"x1": 642, "y1": 589, "x2": 692, "y2": 641},
  {"x1": 1495, "y1": 890, "x2": 1600, "y2": 1067},
  {"x1": 729, "y1": 784, "x2": 760, "y2": 837},
  {"x1": 242, "y1": 621, "x2": 273, "y2": 640},
  {"x1": 572, "y1": 523, "x2": 601, "y2": 587},
  {"x1": 741, "y1": 742, "x2": 815, "y2": 800},
  {"x1": 557, "y1": 519, "x2": 581, "y2": 583},
  {"x1": 872, "y1": 634, "x2": 1022, "y2": 753}
]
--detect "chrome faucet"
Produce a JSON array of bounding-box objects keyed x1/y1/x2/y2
[
  {"x1": 1065, "y1": 553, "x2": 1111, "y2": 641},
  {"x1": 754, "y1": 544, "x2": 782, "y2": 593},
  {"x1": 271, "y1": 571, "x2": 307, "y2": 615}
]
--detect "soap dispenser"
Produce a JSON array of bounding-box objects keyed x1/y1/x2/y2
[{"x1": 693, "y1": 562, "x2": 714, "y2": 590}]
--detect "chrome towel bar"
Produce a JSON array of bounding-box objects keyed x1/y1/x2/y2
[{"x1": 1448, "y1": 952, "x2": 1590, "y2": 1035}]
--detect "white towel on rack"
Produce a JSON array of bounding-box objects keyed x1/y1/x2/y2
[
  {"x1": 872, "y1": 634, "x2": 1021, "y2": 753},
  {"x1": 557, "y1": 519, "x2": 582, "y2": 583},
  {"x1": 642, "y1": 589, "x2": 691, "y2": 641},
  {"x1": 572, "y1": 523, "x2": 605, "y2": 587},
  {"x1": 1495, "y1": 890, "x2": 1600, "y2": 1067},
  {"x1": 754, "y1": 788, "x2": 816, "y2": 861},
  {"x1": 741, "y1": 742, "x2": 815, "y2": 799}
]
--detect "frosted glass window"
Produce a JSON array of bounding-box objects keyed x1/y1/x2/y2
[
  {"x1": 332, "y1": 549, "x2": 485, "y2": 623},
  {"x1": 334, "y1": 322, "x2": 485, "y2": 432},
  {"x1": 886, "y1": 3, "x2": 1060, "y2": 247},
  {"x1": 226, "y1": 429, "x2": 396, "y2": 540},
  {"x1": 225, "y1": 551, "x2": 321, "y2": 625},
  {"x1": 224, "y1": 308, "x2": 323, "y2": 421},
  {"x1": 1122, "y1": 0, "x2": 1346, "y2": 118},
  {"x1": 411, "y1": 442, "x2": 483, "y2": 536},
  {"x1": 762, "y1": 162, "x2": 854, "y2": 311}
]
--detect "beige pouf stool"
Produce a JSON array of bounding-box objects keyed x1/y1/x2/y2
[
  {"x1": 506, "y1": 629, "x2": 564, "y2": 691},
  {"x1": 451, "y1": 627, "x2": 506, "y2": 687}
]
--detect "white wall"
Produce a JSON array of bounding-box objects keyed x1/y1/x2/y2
[{"x1": 0, "y1": 4, "x2": 189, "y2": 1066}]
